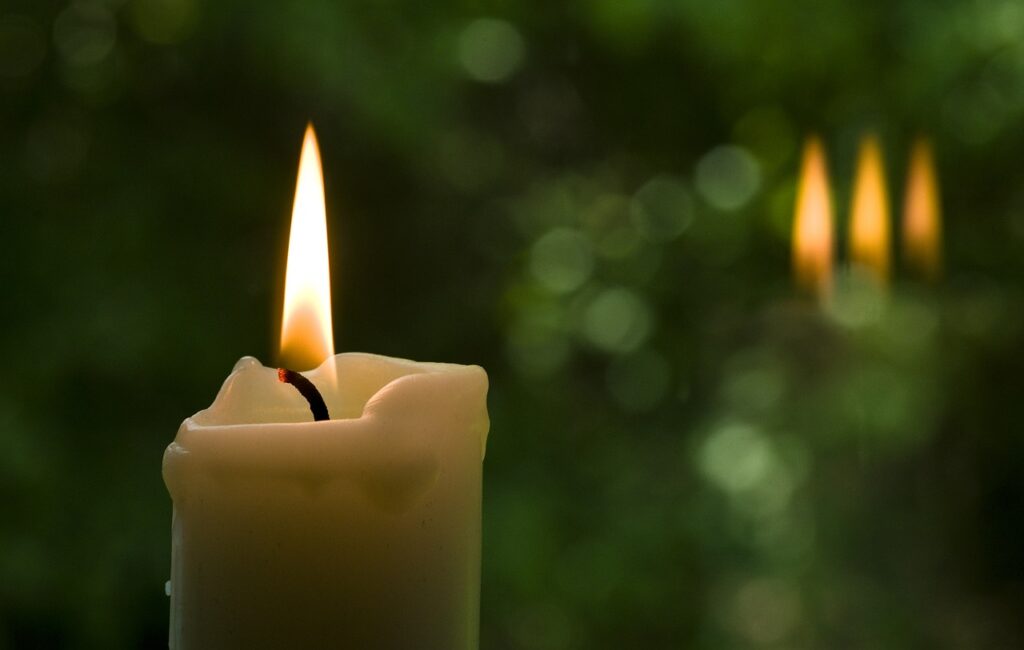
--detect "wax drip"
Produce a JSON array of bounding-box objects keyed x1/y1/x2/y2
[{"x1": 277, "y1": 368, "x2": 330, "y2": 421}]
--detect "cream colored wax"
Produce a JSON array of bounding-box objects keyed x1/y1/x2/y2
[{"x1": 163, "y1": 353, "x2": 489, "y2": 650}]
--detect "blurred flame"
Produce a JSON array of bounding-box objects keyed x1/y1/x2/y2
[
  {"x1": 792, "y1": 136, "x2": 835, "y2": 300},
  {"x1": 849, "y1": 134, "x2": 891, "y2": 284},
  {"x1": 902, "y1": 137, "x2": 942, "y2": 280},
  {"x1": 279, "y1": 124, "x2": 335, "y2": 370}
]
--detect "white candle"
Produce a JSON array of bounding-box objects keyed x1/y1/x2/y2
[
  {"x1": 164, "y1": 354, "x2": 488, "y2": 649},
  {"x1": 163, "y1": 125, "x2": 490, "y2": 649}
]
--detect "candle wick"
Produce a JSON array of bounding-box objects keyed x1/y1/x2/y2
[{"x1": 277, "y1": 368, "x2": 330, "y2": 421}]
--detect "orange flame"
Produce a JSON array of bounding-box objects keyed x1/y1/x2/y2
[
  {"x1": 901, "y1": 137, "x2": 942, "y2": 280},
  {"x1": 848, "y1": 134, "x2": 891, "y2": 284},
  {"x1": 792, "y1": 136, "x2": 835, "y2": 300},
  {"x1": 279, "y1": 124, "x2": 335, "y2": 370}
]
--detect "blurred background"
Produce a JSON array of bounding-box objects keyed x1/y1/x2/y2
[{"x1": 2, "y1": 0, "x2": 1024, "y2": 647}]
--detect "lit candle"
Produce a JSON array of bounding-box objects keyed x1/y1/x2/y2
[
  {"x1": 792, "y1": 135, "x2": 835, "y2": 301},
  {"x1": 163, "y1": 125, "x2": 490, "y2": 650},
  {"x1": 848, "y1": 133, "x2": 892, "y2": 284},
  {"x1": 901, "y1": 137, "x2": 942, "y2": 280}
]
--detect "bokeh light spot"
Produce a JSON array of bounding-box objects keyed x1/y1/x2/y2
[
  {"x1": 695, "y1": 145, "x2": 761, "y2": 211},
  {"x1": 529, "y1": 228, "x2": 594, "y2": 293},
  {"x1": 700, "y1": 421, "x2": 774, "y2": 493},
  {"x1": 458, "y1": 18, "x2": 524, "y2": 83},
  {"x1": 53, "y1": 3, "x2": 116, "y2": 67},
  {"x1": 826, "y1": 268, "x2": 887, "y2": 329},
  {"x1": 629, "y1": 175, "x2": 694, "y2": 242},
  {"x1": 581, "y1": 287, "x2": 652, "y2": 353},
  {"x1": 582, "y1": 193, "x2": 644, "y2": 259}
]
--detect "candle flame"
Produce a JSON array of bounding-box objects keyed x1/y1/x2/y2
[
  {"x1": 849, "y1": 134, "x2": 891, "y2": 284},
  {"x1": 792, "y1": 136, "x2": 835, "y2": 300},
  {"x1": 280, "y1": 123, "x2": 335, "y2": 370},
  {"x1": 902, "y1": 137, "x2": 942, "y2": 280}
]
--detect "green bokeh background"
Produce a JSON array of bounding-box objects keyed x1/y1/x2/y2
[{"x1": 3, "y1": 0, "x2": 1024, "y2": 648}]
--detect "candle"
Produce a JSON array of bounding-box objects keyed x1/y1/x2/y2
[
  {"x1": 163, "y1": 125, "x2": 490, "y2": 649},
  {"x1": 792, "y1": 135, "x2": 835, "y2": 301},
  {"x1": 901, "y1": 137, "x2": 942, "y2": 281},
  {"x1": 848, "y1": 133, "x2": 891, "y2": 284}
]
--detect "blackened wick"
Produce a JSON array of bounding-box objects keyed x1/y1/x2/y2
[{"x1": 277, "y1": 368, "x2": 330, "y2": 421}]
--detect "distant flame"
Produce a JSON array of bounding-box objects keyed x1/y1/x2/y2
[
  {"x1": 849, "y1": 134, "x2": 891, "y2": 284},
  {"x1": 280, "y1": 124, "x2": 335, "y2": 370},
  {"x1": 902, "y1": 137, "x2": 942, "y2": 280},
  {"x1": 792, "y1": 136, "x2": 835, "y2": 300}
]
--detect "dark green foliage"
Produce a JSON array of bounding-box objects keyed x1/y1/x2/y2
[{"x1": 1, "y1": 0, "x2": 1022, "y2": 647}]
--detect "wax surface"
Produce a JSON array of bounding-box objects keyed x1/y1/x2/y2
[{"x1": 164, "y1": 353, "x2": 489, "y2": 650}]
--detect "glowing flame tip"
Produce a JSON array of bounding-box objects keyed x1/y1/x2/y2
[
  {"x1": 279, "y1": 123, "x2": 334, "y2": 370},
  {"x1": 902, "y1": 137, "x2": 942, "y2": 280},
  {"x1": 792, "y1": 135, "x2": 835, "y2": 300},
  {"x1": 849, "y1": 133, "x2": 892, "y2": 285}
]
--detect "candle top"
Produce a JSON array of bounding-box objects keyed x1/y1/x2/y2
[
  {"x1": 164, "y1": 353, "x2": 489, "y2": 510},
  {"x1": 192, "y1": 353, "x2": 469, "y2": 425}
]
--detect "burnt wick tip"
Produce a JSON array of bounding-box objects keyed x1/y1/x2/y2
[{"x1": 278, "y1": 368, "x2": 330, "y2": 422}]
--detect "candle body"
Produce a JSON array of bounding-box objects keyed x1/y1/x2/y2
[{"x1": 163, "y1": 354, "x2": 489, "y2": 650}]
